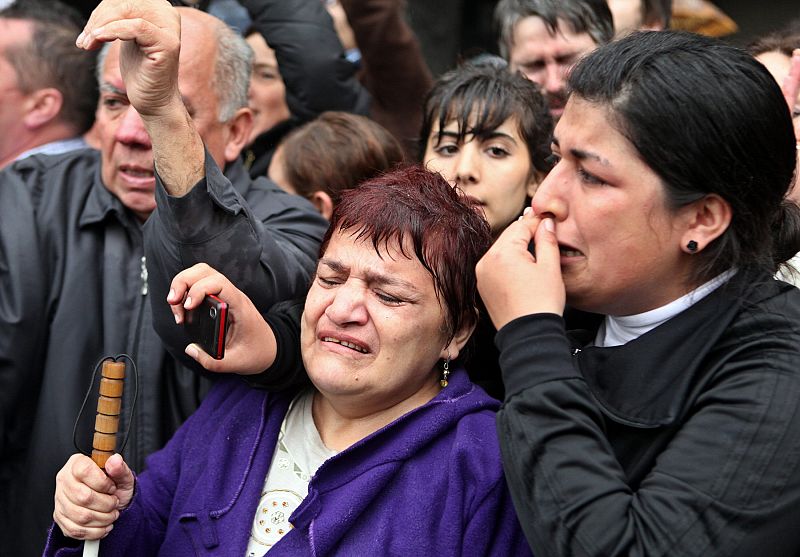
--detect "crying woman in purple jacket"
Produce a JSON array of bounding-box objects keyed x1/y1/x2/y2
[{"x1": 46, "y1": 165, "x2": 532, "y2": 557}]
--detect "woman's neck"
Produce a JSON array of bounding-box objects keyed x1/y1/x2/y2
[{"x1": 311, "y1": 380, "x2": 441, "y2": 452}]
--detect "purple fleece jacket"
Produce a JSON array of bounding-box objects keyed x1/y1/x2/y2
[{"x1": 44, "y1": 368, "x2": 531, "y2": 556}]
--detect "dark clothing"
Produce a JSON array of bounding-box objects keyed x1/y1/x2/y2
[
  {"x1": 144, "y1": 150, "x2": 327, "y2": 374},
  {"x1": 242, "y1": 118, "x2": 297, "y2": 180},
  {"x1": 241, "y1": 0, "x2": 371, "y2": 179},
  {"x1": 341, "y1": 0, "x2": 434, "y2": 159},
  {"x1": 44, "y1": 369, "x2": 531, "y2": 556},
  {"x1": 0, "y1": 149, "x2": 325, "y2": 555},
  {"x1": 496, "y1": 271, "x2": 800, "y2": 557}
]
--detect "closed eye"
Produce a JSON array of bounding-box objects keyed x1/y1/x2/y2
[
  {"x1": 375, "y1": 292, "x2": 403, "y2": 305},
  {"x1": 577, "y1": 167, "x2": 607, "y2": 186},
  {"x1": 317, "y1": 276, "x2": 342, "y2": 287}
]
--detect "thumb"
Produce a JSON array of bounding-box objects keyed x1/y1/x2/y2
[
  {"x1": 533, "y1": 218, "x2": 561, "y2": 270},
  {"x1": 104, "y1": 454, "x2": 135, "y2": 508}
]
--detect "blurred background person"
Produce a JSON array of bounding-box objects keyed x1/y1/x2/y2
[
  {"x1": 606, "y1": 0, "x2": 671, "y2": 36},
  {"x1": 749, "y1": 21, "x2": 800, "y2": 285},
  {"x1": 493, "y1": 0, "x2": 613, "y2": 120},
  {"x1": 239, "y1": 0, "x2": 370, "y2": 179},
  {"x1": 0, "y1": 0, "x2": 97, "y2": 167},
  {"x1": 268, "y1": 111, "x2": 405, "y2": 220}
]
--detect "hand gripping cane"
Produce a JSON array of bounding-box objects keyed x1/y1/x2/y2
[{"x1": 73, "y1": 356, "x2": 137, "y2": 557}]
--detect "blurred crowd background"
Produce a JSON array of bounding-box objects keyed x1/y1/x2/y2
[{"x1": 38, "y1": 0, "x2": 800, "y2": 76}]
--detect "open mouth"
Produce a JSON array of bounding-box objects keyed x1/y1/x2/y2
[
  {"x1": 119, "y1": 164, "x2": 154, "y2": 179},
  {"x1": 558, "y1": 244, "x2": 584, "y2": 258},
  {"x1": 322, "y1": 336, "x2": 369, "y2": 354}
]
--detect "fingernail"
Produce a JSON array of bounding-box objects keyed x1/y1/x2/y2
[
  {"x1": 168, "y1": 289, "x2": 175, "y2": 302},
  {"x1": 185, "y1": 345, "x2": 199, "y2": 359},
  {"x1": 523, "y1": 207, "x2": 532, "y2": 216},
  {"x1": 183, "y1": 296, "x2": 192, "y2": 309},
  {"x1": 174, "y1": 313, "x2": 181, "y2": 324},
  {"x1": 544, "y1": 218, "x2": 555, "y2": 232},
  {"x1": 76, "y1": 31, "x2": 85, "y2": 46}
]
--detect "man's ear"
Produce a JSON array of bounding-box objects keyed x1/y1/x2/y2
[
  {"x1": 22, "y1": 88, "x2": 63, "y2": 129},
  {"x1": 679, "y1": 193, "x2": 732, "y2": 253},
  {"x1": 223, "y1": 107, "x2": 254, "y2": 163},
  {"x1": 309, "y1": 191, "x2": 335, "y2": 221}
]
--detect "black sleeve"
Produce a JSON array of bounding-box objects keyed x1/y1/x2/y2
[
  {"x1": 144, "y1": 151, "x2": 326, "y2": 374},
  {"x1": 244, "y1": 297, "x2": 311, "y2": 391},
  {"x1": 496, "y1": 312, "x2": 800, "y2": 557}
]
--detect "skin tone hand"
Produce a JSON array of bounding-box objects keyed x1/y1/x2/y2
[
  {"x1": 784, "y1": 49, "x2": 800, "y2": 142},
  {"x1": 53, "y1": 454, "x2": 135, "y2": 541},
  {"x1": 476, "y1": 210, "x2": 566, "y2": 331},
  {"x1": 168, "y1": 263, "x2": 278, "y2": 374},
  {"x1": 76, "y1": 0, "x2": 204, "y2": 195}
]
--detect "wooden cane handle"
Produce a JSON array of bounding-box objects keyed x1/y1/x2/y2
[{"x1": 90, "y1": 361, "x2": 125, "y2": 469}]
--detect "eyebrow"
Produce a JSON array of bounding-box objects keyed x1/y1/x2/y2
[
  {"x1": 433, "y1": 129, "x2": 518, "y2": 144},
  {"x1": 552, "y1": 137, "x2": 609, "y2": 166},
  {"x1": 319, "y1": 258, "x2": 421, "y2": 293},
  {"x1": 100, "y1": 83, "x2": 126, "y2": 96}
]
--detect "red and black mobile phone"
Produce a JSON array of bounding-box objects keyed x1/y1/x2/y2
[{"x1": 184, "y1": 294, "x2": 229, "y2": 359}]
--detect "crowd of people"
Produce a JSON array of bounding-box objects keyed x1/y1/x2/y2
[{"x1": 0, "y1": 0, "x2": 798, "y2": 555}]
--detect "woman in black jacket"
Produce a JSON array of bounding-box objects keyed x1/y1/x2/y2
[{"x1": 476, "y1": 30, "x2": 800, "y2": 556}]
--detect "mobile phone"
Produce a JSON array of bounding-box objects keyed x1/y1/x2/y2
[{"x1": 184, "y1": 294, "x2": 229, "y2": 359}]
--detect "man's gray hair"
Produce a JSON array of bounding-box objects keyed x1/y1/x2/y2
[
  {"x1": 494, "y1": 0, "x2": 614, "y2": 60},
  {"x1": 212, "y1": 19, "x2": 253, "y2": 122},
  {"x1": 95, "y1": 19, "x2": 252, "y2": 123}
]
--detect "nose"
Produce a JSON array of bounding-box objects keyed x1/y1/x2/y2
[
  {"x1": 324, "y1": 280, "x2": 369, "y2": 326},
  {"x1": 453, "y1": 144, "x2": 480, "y2": 186},
  {"x1": 114, "y1": 105, "x2": 152, "y2": 149},
  {"x1": 543, "y1": 63, "x2": 564, "y2": 94},
  {"x1": 531, "y1": 163, "x2": 568, "y2": 221}
]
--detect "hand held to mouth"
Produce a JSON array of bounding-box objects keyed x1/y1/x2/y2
[{"x1": 476, "y1": 212, "x2": 566, "y2": 330}]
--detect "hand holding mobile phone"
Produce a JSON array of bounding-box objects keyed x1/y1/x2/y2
[{"x1": 184, "y1": 295, "x2": 229, "y2": 359}]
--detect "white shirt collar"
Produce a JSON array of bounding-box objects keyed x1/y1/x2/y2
[{"x1": 595, "y1": 269, "x2": 736, "y2": 347}]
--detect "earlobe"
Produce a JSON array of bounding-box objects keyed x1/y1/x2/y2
[
  {"x1": 223, "y1": 107, "x2": 254, "y2": 163},
  {"x1": 440, "y1": 316, "x2": 477, "y2": 361},
  {"x1": 680, "y1": 194, "x2": 732, "y2": 253}
]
